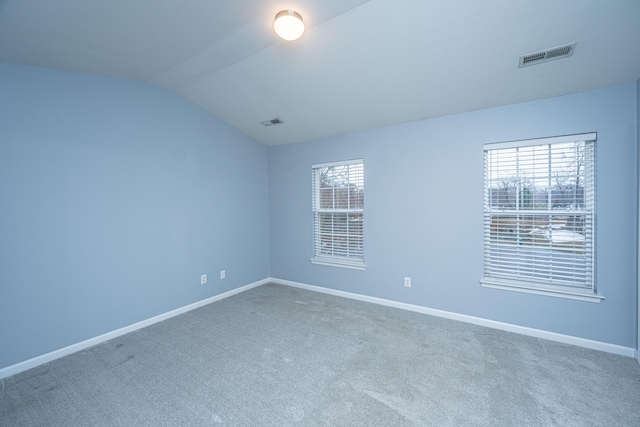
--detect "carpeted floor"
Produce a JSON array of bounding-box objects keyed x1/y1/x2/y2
[{"x1": 1, "y1": 283, "x2": 639, "y2": 426}]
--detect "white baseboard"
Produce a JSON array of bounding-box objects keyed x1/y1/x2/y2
[
  {"x1": 2, "y1": 275, "x2": 635, "y2": 381},
  {"x1": 0, "y1": 278, "x2": 269, "y2": 380},
  {"x1": 270, "y1": 277, "x2": 637, "y2": 359}
]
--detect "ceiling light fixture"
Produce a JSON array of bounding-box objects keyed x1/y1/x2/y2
[{"x1": 274, "y1": 10, "x2": 305, "y2": 41}]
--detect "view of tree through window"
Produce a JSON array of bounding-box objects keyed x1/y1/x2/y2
[
  {"x1": 483, "y1": 135, "x2": 596, "y2": 294},
  {"x1": 312, "y1": 160, "x2": 364, "y2": 268}
]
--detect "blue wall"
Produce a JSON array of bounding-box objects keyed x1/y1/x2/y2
[
  {"x1": 0, "y1": 62, "x2": 270, "y2": 369},
  {"x1": 269, "y1": 83, "x2": 638, "y2": 348}
]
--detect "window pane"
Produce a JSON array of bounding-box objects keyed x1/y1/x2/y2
[
  {"x1": 319, "y1": 188, "x2": 334, "y2": 209},
  {"x1": 334, "y1": 186, "x2": 350, "y2": 209}
]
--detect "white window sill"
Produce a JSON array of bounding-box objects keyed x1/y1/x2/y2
[
  {"x1": 481, "y1": 279, "x2": 604, "y2": 303},
  {"x1": 310, "y1": 256, "x2": 366, "y2": 270}
]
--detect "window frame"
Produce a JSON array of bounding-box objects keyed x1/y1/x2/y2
[
  {"x1": 481, "y1": 133, "x2": 603, "y2": 302},
  {"x1": 310, "y1": 159, "x2": 366, "y2": 270}
]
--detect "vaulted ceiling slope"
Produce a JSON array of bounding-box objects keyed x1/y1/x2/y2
[{"x1": 1, "y1": 0, "x2": 639, "y2": 146}]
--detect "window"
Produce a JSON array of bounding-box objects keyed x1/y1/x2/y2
[
  {"x1": 481, "y1": 133, "x2": 602, "y2": 302},
  {"x1": 311, "y1": 159, "x2": 365, "y2": 270}
]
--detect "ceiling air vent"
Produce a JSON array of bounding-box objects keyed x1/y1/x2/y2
[
  {"x1": 518, "y1": 43, "x2": 576, "y2": 68},
  {"x1": 260, "y1": 118, "x2": 284, "y2": 127}
]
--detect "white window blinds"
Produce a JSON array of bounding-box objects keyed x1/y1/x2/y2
[
  {"x1": 311, "y1": 159, "x2": 365, "y2": 270},
  {"x1": 482, "y1": 134, "x2": 599, "y2": 300}
]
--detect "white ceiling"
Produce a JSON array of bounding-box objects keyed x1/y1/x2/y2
[{"x1": 1, "y1": 0, "x2": 639, "y2": 146}]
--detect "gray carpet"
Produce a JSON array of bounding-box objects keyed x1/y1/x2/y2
[{"x1": 1, "y1": 283, "x2": 639, "y2": 426}]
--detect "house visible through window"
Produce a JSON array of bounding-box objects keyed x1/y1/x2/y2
[
  {"x1": 311, "y1": 159, "x2": 365, "y2": 270},
  {"x1": 481, "y1": 133, "x2": 602, "y2": 302}
]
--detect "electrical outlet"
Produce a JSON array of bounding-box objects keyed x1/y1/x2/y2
[
  {"x1": 201, "y1": 274, "x2": 207, "y2": 285},
  {"x1": 404, "y1": 277, "x2": 411, "y2": 288},
  {"x1": 220, "y1": 270, "x2": 226, "y2": 280}
]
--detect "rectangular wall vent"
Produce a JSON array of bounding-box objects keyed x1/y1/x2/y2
[
  {"x1": 519, "y1": 43, "x2": 576, "y2": 68},
  {"x1": 260, "y1": 118, "x2": 284, "y2": 127}
]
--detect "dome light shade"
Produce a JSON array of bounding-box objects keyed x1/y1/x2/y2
[{"x1": 274, "y1": 10, "x2": 304, "y2": 41}]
